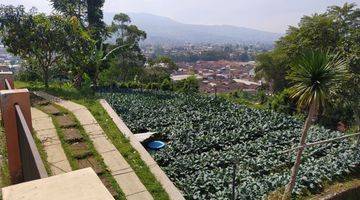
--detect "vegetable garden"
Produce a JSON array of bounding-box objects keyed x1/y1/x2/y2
[{"x1": 101, "y1": 90, "x2": 359, "y2": 200}]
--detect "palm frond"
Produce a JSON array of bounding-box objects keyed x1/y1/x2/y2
[{"x1": 286, "y1": 50, "x2": 348, "y2": 110}]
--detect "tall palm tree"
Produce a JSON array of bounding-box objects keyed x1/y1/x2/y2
[{"x1": 282, "y1": 51, "x2": 347, "y2": 200}]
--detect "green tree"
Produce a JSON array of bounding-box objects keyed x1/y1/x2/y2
[
  {"x1": 50, "y1": 0, "x2": 106, "y2": 42},
  {"x1": 175, "y1": 75, "x2": 200, "y2": 93},
  {"x1": 50, "y1": 0, "x2": 87, "y2": 22},
  {"x1": 255, "y1": 50, "x2": 289, "y2": 92},
  {"x1": 0, "y1": 6, "x2": 74, "y2": 87},
  {"x1": 282, "y1": 51, "x2": 347, "y2": 199},
  {"x1": 149, "y1": 56, "x2": 179, "y2": 73},
  {"x1": 57, "y1": 16, "x2": 95, "y2": 88},
  {"x1": 83, "y1": 42, "x2": 135, "y2": 86},
  {"x1": 98, "y1": 62, "x2": 121, "y2": 87},
  {"x1": 110, "y1": 13, "x2": 147, "y2": 81},
  {"x1": 256, "y1": 6, "x2": 345, "y2": 92},
  {"x1": 256, "y1": 3, "x2": 360, "y2": 129},
  {"x1": 327, "y1": 3, "x2": 360, "y2": 132},
  {"x1": 141, "y1": 56, "x2": 178, "y2": 84},
  {"x1": 141, "y1": 67, "x2": 170, "y2": 83},
  {"x1": 86, "y1": 0, "x2": 106, "y2": 41},
  {"x1": 110, "y1": 13, "x2": 131, "y2": 38},
  {"x1": 268, "y1": 89, "x2": 297, "y2": 114},
  {"x1": 115, "y1": 24, "x2": 146, "y2": 68}
]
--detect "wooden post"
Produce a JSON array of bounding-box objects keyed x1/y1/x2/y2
[
  {"x1": 281, "y1": 132, "x2": 360, "y2": 154},
  {"x1": 232, "y1": 163, "x2": 237, "y2": 200},
  {"x1": 0, "y1": 89, "x2": 32, "y2": 183},
  {"x1": 282, "y1": 101, "x2": 317, "y2": 200},
  {"x1": 0, "y1": 72, "x2": 14, "y2": 90}
]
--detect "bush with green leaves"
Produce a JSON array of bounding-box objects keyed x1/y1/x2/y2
[
  {"x1": 101, "y1": 90, "x2": 359, "y2": 200},
  {"x1": 174, "y1": 75, "x2": 199, "y2": 93},
  {"x1": 267, "y1": 89, "x2": 297, "y2": 115}
]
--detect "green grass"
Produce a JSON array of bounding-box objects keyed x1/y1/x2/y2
[
  {"x1": 16, "y1": 81, "x2": 170, "y2": 200},
  {"x1": 86, "y1": 101, "x2": 170, "y2": 200},
  {"x1": 0, "y1": 122, "x2": 10, "y2": 188},
  {"x1": 0, "y1": 120, "x2": 10, "y2": 200},
  {"x1": 32, "y1": 132, "x2": 52, "y2": 176},
  {"x1": 36, "y1": 103, "x2": 125, "y2": 200},
  {"x1": 35, "y1": 105, "x2": 79, "y2": 170}
]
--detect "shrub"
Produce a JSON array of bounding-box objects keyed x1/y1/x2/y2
[
  {"x1": 160, "y1": 79, "x2": 172, "y2": 91},
  {"x1": 15, "y1": 68, "x2": 42, "y2": 82},
  {"x1": 268, "y1": 89, "x2": 297, "y2": 114},
  {"x1": 174, "y1": 75, "x2": 199, "y2": 93}
]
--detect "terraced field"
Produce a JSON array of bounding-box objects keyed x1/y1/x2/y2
[{"x1": 101, "y1": 90, "x2": 359, "y2": 200}]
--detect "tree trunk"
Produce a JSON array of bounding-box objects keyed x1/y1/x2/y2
[
  {"x1": 73, "y1": 72, "x2": 83, "y2": 89},
  {"x1": 43, "y1": 67, "x2": 49, "y2": 88},
  {"x1": 232, "y1": 164, "x2": 237, "y2": 200},
  {"x1": 282, "y1": 101, "x2": 317, "y2": 200},
  {"x1": 354, "y1": 108, "x2": 360, "y2": 145},
  {"x1": 92, "y1": 68, "x2": 98, "y2": 87}
]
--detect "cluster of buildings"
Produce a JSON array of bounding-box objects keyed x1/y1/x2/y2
[
  {"x1": 0, "y1": 45, "x2": 21, "y2": 73},
  {"x1": 142, "y1": 43, "x2": 267, "y2": 62},
  {"x1": 171, "y1": 60, "x2": 263, "y2": 93},
  {"x1": 143, "y1": 43, "x2": 267, "y2": 94},
  {"x1": 1, "y1": 42, "x2": 264, "y2": 94}
]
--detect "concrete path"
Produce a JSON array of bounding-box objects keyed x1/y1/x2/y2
[
  {"x1": 31, "y1": 107, "x2": 72, "y2": 175},
  {"x1": 100, "y1": 100, "x2": 185, "y2": 200},
  {"x1": 2, "y1": 168, "x2": 115, "y2": 200},
  {"x1": 33, "y1": 91, "x2": 153, "y2": 200}
]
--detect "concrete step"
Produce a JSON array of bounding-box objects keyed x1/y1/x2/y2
[
  {"x1": 69, "y1": 142, "x2": 92, "y2": 159},
  {"x1": 55, "y1": 115, "x2": 77, "y2": 128},
  {"x1": 77, "y1": 156, "x2": 105, "y2": 175},
  {"x1": 42, "y1": 105, "x2": 61, "y2": 115},
  {"x1": 63, "y1": 128, "x2": 83, "y2": 143}
]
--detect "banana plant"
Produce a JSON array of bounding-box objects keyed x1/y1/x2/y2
[{"x1": 86, "y1": 42, "x2": 134, "y2": 86}]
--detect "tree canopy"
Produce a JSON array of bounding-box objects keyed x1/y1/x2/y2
[
  {"x1": 287, "y1": 51, "x2": 347, "y2": 110},
  {"x1": 282, "y1": 50, "x2": 348, "y2": 200},
  {"x1": 255, "y1": 3, "x2": 360, "y2": 129},
  {"x1": 50, "y1": 0, "x2": 106, "y2": 40},
  {"x1": 0, "y1": 5, "x2": 90, "y2": 87}
]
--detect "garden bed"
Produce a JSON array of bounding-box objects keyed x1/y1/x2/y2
[{"x1": 101, "y1": 89, "x2": 360, "y2": 199}]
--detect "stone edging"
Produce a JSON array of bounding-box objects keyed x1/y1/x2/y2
[{"x1": 99, "y1": 99, "x2": 185, "y2": 200}]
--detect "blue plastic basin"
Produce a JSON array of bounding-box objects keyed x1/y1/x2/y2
[{"x1": 147, "y1": 140, "x2": 165, "y2": 150}]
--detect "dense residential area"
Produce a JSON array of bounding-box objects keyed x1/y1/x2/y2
[
  {"x1": 0, "y1": 44, "x2": 21, "y2": 72},
  {"x1": 172, "y1": 60, "x2": 260, "y2": 93},
  {"x1": 0, "y1": 1, "x2": 359, "y2": 200}
]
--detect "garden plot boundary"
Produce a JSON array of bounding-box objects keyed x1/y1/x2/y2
[{"x1": 99, "y1": 99, "x2": 185, "y2": 200}]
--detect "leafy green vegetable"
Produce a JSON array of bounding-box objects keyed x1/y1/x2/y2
[{"x1": 101, "y1": 89, "x2": 359, "y2": 200}]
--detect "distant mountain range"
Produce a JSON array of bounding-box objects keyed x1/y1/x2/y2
[{"x1": 104, "y1": 12, "x2": 282, "y2": 45}]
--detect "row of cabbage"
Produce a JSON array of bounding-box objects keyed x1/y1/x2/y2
[{"x1": 101, "y1": 90, "x2": 359, "y2": 200}]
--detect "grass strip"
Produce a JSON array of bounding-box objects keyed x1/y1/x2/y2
[
  {"x1": 0, "y1": 122, "x2": 11, "y2": 188},
  {"x1": 32, "y1": 133, "x2": 52, "y2": 176},
  {"x1": 52, "y1": 104, "x2": 125, "y2": 200},
  {"x1": 86, "y1": 101, "x2": 170, "y2": 200},
  {"x1": 37, "y1": 103, "x2": 125, "y2": 200},
  {"x1": 35, "y1": 105, "x2": 79, "y2": 170},
  {"x1": 15, "y1": 81, "x2": 170, "y2": 200}
]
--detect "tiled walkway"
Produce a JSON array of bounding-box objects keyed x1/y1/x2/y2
[
  {"x1": 31, "y1": 107, "x2": 72, "y2": 175},
  {"x1": 33, "y1": 91, "x2": 153, "y2": 200}
]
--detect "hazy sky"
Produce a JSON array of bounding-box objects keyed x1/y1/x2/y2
[{"x1": 3, "y1": 0, "x2": 358, "y2": 33}]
